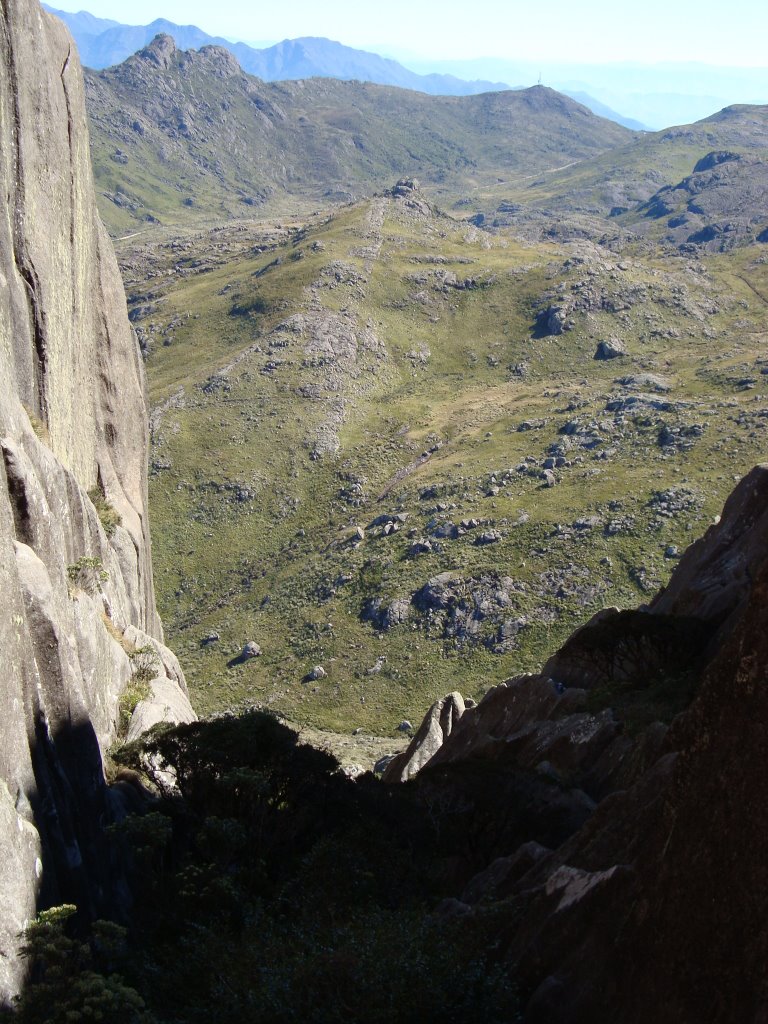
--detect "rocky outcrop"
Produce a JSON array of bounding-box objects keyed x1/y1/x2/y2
[
  {"x1": 501, "y1": 496, "x2": 768, "y2": 1023},
  {"x1": 389, "y1": 465, "x2": 768, "y2": 1020},
  {"x1": 394, "y1": 475, "x2": 768, "y2": 784},
  {"x1": 0, "y1": 0, "x2": 193, "y2": 998},
  {"x1": 640, "y1": 152, "x2": 768, "y2": 251},
  {"x1": 649, "y1": 463, "x2": 768, "y2": 626},
  {"x1": 382, "y1": 692, "x2": 465, "y2": 782}
]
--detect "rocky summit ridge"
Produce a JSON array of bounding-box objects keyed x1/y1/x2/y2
[
  {"x1": 0, "y1": 0, "x2": 193, "y2": 997},
  {"x1": 82, "y1": 34, "x2": 632, "y2": 232},
  {"x1": 43, "y1": 5, "x2": 511, "y2": 97}
]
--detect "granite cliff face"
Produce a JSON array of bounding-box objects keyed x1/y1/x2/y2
[{"x1": 0, "y1": 0, "x2": 193, "y2": 998}]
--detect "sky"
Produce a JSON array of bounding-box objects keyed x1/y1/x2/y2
[{"x1": 48, "y1": 0, "x2": 768, "y2": 67}]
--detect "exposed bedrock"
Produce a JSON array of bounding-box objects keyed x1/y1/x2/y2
[{"x1": 0, "y1": 0, "x2": 194, "y2": 998}]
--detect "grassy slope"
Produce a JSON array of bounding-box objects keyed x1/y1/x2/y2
[
  {"x1": 464, "y1": 105, "x2": 768, "y2": 222},
  {"x1": 129, "y1": 192, "x2": 768, "y2": 737}
]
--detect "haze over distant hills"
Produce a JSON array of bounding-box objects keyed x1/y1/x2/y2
[
  {"x1": 44, "y1": 5, "x2": 768, "y2": 130},
  {"x1": 399, "y1": 54, "x2": 768, "y2": 130},
  {"x1": 44, "y1": 6, "x2": 508, "y2": 97},
  {"x1": 44, "y1": 5, "x2": 644, "y2": 128}
]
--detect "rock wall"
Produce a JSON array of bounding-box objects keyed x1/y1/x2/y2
[
  {"x1": 390, "y1": 466, "x2": 768, "y2": 1021},
  {"x1": 0, "y1": 0, "x2": 194, "y2": 998}
]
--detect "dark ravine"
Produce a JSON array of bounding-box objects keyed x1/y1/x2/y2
[
  {"x1": 388, "y1": 465, "x2": 768, "y2": 1022},
  {"x1": 0, "y1": 0, "x2": 193, "y2": 998}
]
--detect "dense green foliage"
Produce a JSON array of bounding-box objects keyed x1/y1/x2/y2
[
  {"x1": 1, "y1": 907, "x2": 153, "y2": 1024},
  {"x1": 6, "y1": 714, "x2": 520, "y2": 1023}
]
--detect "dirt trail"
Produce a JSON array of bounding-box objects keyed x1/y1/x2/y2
[{"x1": 467, "y1": 159, "x2": 582, "y2": 194}]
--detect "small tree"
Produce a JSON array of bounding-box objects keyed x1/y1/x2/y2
[{"x1": 8, "y1": 905, "x2": 155, "y2": 1024}]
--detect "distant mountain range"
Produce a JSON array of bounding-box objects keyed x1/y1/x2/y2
[
  {"x1": 44, "y1": 7, "x2": 507, "y2": 96},
  {"x1": 82, "y1": 34, "x2": 633, "y2": 233},
  {"x1": 43, "y1": 6, "x2": 645, "y2": 128},
  {"x1": 399, "y1": 55, "x2": 768, "y2": 131}
]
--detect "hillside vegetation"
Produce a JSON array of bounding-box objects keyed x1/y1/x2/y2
[
  {"x1": 119, "y1": 180, "x2": 768, "y2": 749},
  {"x1": 84, "y1": 35, "x2": 631, "y2": 233},
  {"x1": 85, "y1": 36, "x2": 768, "y2": 755},
  {"x1": 471, "y1": 104, "x2": 768, "y2": 232}
]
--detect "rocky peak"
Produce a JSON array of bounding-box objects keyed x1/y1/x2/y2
[
  {"x1": 693, "y1": 149, "x2": 741, "y2": 173},
  {"x1": 387, "y1": 177, "x2": 433, "y2": 217},
  {"x1": 138, "y1": 32, "x2": 178, "y2": 69},
  {"x1": 197, "y1": 44, "x2": 242, "y2": 77},
  {"x1": 391, "y1": 177, "x2": 422, "y2": 197}
]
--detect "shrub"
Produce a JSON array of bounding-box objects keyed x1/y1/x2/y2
[
  {"x1": 8, "y1": 906, "x2": 155, "y2": 1024},
  {"x1": 102, "y1": 711, "x2": 521, "y2": 1023},
  {"x1": 128, "y1": 644, "x2": 161, "y2": 682},
  {"x1": 67, "y1": 556, "x2": 109, "y2": 595},
  {"x1": 118, "y1": 677, "x2": 152, "y2": 735},
  {"x1": 88, "y1": 487, "x2": 122, "y2": 538},
  {"x1": 229, "y1": 292, "x2": 270, "y2": 318}
]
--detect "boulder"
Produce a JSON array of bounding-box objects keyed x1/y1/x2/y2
[
  {"x1": 475, "y1": 529, "x2": 502, "y2": 545},
  {"x1": 594, "y1": 338, "x2": 626, "y2": 359},
  {"x1": 383, "y1": 693, "x2": 466, "y2": 782}
]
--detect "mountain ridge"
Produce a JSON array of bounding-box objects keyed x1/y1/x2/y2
[
  {"x1": 43, "y1": 6, "x2": 510, "y2": 97},
  {"x1": 43, "y1": 5, "x2": 651, "y2": 130},
  {"x1": 83, "y1": 33, "x2": 633, "y2": 232}
]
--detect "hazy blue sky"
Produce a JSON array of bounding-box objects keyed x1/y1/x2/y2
[{"x1": 48, "y1": 0, "x2": 768, "y2": 66}]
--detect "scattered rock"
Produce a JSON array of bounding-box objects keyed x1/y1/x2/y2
[
  {"x1": 362, "y1": 596, "x2": 412, "y2": 631},
  {"x1": 538, "y1": 304, "x2": 572, "y2": 336},
  {"x1": 408, "y1": 538, "x2": 433, "y2": 557},
  {"x1": 475, "y1": 530, "x2": 502, "y2": 545},
  {"x1": 617, "y1": 373, "x2": 671, "y2": 392},
  {"x1": 574, "y1": 516, "x2": 601, "y2": 531},
  {"x1": 595, "y1": 338, "x2": 626, "y2": 360}
]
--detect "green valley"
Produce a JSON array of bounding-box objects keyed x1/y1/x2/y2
[{"x1": 116, "y1": 178, "x2": 768, "y2": 745}]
